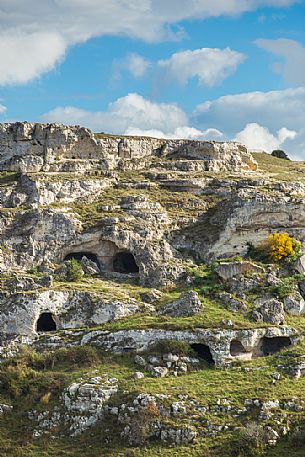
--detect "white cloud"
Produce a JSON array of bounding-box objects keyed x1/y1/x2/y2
[
  {"x1": 0, "y1": 31, "x2": 66, "y2": 85},
  {"x1": 235, "y1": 123, "x2": 296, "y2": 152},
  {"x1": 0, "y1": 104, "x2": 7, "y2": 114},
  {"x1": 256, "y1": 38, "x2": 305, "y2": 85},
  {"x1": 193, "y1": 87, "x2": 305, "y2": 133},
  {"x1": 193, "y1": 87, "x2": 305, "y2": 157},
  {"x1": 42, "y1": 93, "x2": 188, "y2": 133},
  {"x1": 0, "y1": 0, "x2": 297, "y2": 85},
  {"x1": 157, "y1": 47, "x2": 245, "y2": 86},
  {"x1": 125, "y1": 126, "x2": 223, "y2": 140},
  {"x1": 113, "y1": 53, "x2": 150, "y2": 80},
  {"x1": 41, "y1": 92, "x2": 223, "y2": 140}
]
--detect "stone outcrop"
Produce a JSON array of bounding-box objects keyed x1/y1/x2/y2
[
  {"x1": 34, "y1": 325, "x2": 298, "y2": 366},
  {"x1": 0, "y1": 290, "x2": 141, "y2": 336},
  {"x1": 0, "y1": 122, "x2": 257, "y2": 173},
  {"x1": 158, "y1": 291, "x2": 203, "y2": 317}
]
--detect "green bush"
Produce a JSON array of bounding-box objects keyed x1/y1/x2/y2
[
  {"x1": 148, "y1": 339, "x2": 195, "y2": 356},
  {"x1": 23, "y1": 346, "x2": 101, "y2": 370},
  {"x1": 273, "y1": 274, "x2": 305, "y2": 299},
  {"x1": 231, "y1": 422, "x2": 267, "y2": 457},
  {"x1": 65, "y1": 258, "x2": 84, "y2": 282}
]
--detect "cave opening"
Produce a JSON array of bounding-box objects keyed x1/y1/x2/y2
[
  {"x1": 36, "y1": 312, "x2": 57, "y2": 333},
  {"x1": 112, "y1": 252, "x2": 139, "y2": 274},
  {"x1": 230, "y1": 340, "x2": 248, "y2": 357},
  {"x1": 191, "y1": 343, "x2": 214, "y2": 365},
  {"x1": 261, "y1": 336, "x2": 291, "y2": 356},
  {"x1": 64, "y1": 252, "x2": 100, "y2": 268}
]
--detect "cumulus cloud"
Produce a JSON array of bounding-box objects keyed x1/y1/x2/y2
[
  {"x1": 193, "y1": 87, "x2": 305, "y2": 157},
  {"x1": 157, "y1": 47, "x2": 245, "y2": 86},
  {"x1": 235, "y1": 123, "x2": 296, "y2": 152},
  {"x1": 256, "y1": 38, "x2": 305, "y2": 85},
  {"x1": 113, "y1": 53, "x2": 151, "y2": 80},
  {"x1": 126, "y1": 126, "x2": 223, "y2": 140},
  {"x1": 193, "y1": 87, "x2": 305, "y2": 133},
  {"x1": 0, "y1": 31, "x2": 66, "y2": 85},
  {"x1": 42, "y1": 93, "x2": 188, "y2": 133},
  {"x1": 41, "y1": 92, "x2": 223, "y2": 140},
  {"x1": 0, "y1": 0, "x2": 298, "y2": 85}
]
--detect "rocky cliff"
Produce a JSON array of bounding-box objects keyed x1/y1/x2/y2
[{"x1": 0, "y1": 123, "x2": 305, "y2": 457}]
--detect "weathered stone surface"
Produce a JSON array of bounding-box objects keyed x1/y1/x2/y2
[
  {"x1": 253, "y1": 298, "x2": 285, "y2": 325},
  {"x1": 0, "y1": 290, "x2": 141, "y2": 336},
  {"x1": 216, "y1": 261, "x2": 264, "y2": 280},
  {"x1": 80, "y1": 256, "x2": 100, "y2": 275},
  {"x1": 159, "y1": 291, "x2": 203, "y2": 317},
  {"x1": 0, "y1": 122, "x2": 257, "y2": 173},
  {"x1": 217, "y1": 292, "x2": 247, "y2": 312},
  {"x1": 284, "y1": 293, "x2": 305, "y2": 315},
  {"x1": 140, "y1": 289, "x2": 162, "y2": 303},
  {"x1": 160, "y1": 425, "x2": 197, "y2": 444},
  {"x1": 33, "y1": 325, "x2": 299, "y2": 366},
  {"x1": 31, "y1": 375, "x2": 118, "y2": 437}
]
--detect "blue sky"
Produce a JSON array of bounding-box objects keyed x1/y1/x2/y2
[{"x1": 0, "y1": 1, "x2": 305, "y2": 157}]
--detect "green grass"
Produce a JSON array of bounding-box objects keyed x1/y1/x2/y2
[{"x1": 2, "y1": 342, "x2": 305, "y2": 457}]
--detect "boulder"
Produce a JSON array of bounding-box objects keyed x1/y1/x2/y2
[
  {"x1": 216, "y1": 261, "x2": 264, "y2": 281},
  {"x1": 252, "y1": 298, "x2": 285, "y2": 325},
  {"x1": 133, "y1": 372, "x2": 145, "y2": 379},
  {"x1": 140, "y1": 289, "x2": 162, "y2": 303},
  {"x1": 217, "y1": 292, "x2": 247, "y2": 312},
  {"x1": 80, "y1": 256, "x2": 100, "y2": 275},
  {"x1": 283, "y1": 293, "x2": 305, "y2": 315},
  {"x1": 292, "y1": 254, "x2": 305, "y2": 274},
  {"x1": 150, "y1": 366, "x2": 168, "y2": 378},
  {"x1": 159, "y1": 291, "x2": 203, "y2": 317},
  {"x1": 160, "y1": 425, "x2": 197, "y2": 444}
]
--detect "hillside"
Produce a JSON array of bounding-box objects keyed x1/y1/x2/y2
[{"x1": 0, "y1": 123, "x2": 305, "y2": 456}]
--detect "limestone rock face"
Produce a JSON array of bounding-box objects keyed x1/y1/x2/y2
[
  {"x1": 216, "y1": 261, "x2": 264, "y2": 280},
  {"x1": 0, "y1": 122, "x2": 257, "y2": 173},
  {"x1": 159, "y1": 291, "x2": 203, "y2": 317},
  {"x1": 34, "y1": 325, "x2": 298, "y2": 366},
  {"x1": 283, "y1": 293, "x2": 305, "y2": 315},
  {"x1": 253, "y1": 298, "x2": 285, "y2": 325},
  {"x1": 0, "y1": 290, "x2": 141, "y2": 336}
]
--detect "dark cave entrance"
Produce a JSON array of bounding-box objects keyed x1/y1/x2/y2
[
  {"x1": 112, "y1": 252, "x2": 139, "y2": 274},
  {"x1": 64, "y1": 252, "x2": 100, "y2": 268},
  {"x1": 230, "y1": 340, "x2": 248, "y2": 357},
  {"x1": 191, "y1": 343, "x2": 214, "y2": 365},
  {"x1": 36, "y1": 312, "x2": 57, "y2": 333},
  {"x1": 261, "y1": 336, "x2": 291, "y2": 356}
]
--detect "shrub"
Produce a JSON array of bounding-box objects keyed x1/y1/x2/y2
[
  {"x1": 272, "y1": 274, "x2": 305, "y2": 299},
  {"x1": 271, "y1": 149, "x2": 290, "y2": 160},
  {"x1": 126, "y1": 402, "x2": 160, "y2": 446},
  {"x1": 231, "y1": 422, "x2": 268, "y2": 457},
  {"x1": 148, "y1": 339, "x2": 195, "y2": 356},
  {"x1": 20, "y1": 346, "x2": 101, "y2": 371},
  {"x1": 65, "y1": 258, "x2": 84, "y2": 282},
  {"x1": 250, "y1": 233, "x2": 302, "y2": 264}
]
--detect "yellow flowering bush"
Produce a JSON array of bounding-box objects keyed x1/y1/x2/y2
[{"x1": 263, "y1": 232, "x2": 302, "y2": 263}]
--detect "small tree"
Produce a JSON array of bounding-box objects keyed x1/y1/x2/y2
[
  {"x1": 271, "y1": 149, "x2": 290, "y2": 160},
  {"x1": 260, "y1": 232, "x2": 302, "y2": 263},
  {"x1": 65, "y1": 258, "x2": 84, "y2": 282}
]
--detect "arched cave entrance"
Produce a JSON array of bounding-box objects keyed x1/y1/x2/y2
[
  {"x1": 230, "y1": 340, "x2": 247, "y2": 357},
  {"x1": 113, "y1": 252, "x2": 139, "y2": 274},
  {"x1": 64, "y1": 252, "x2": 99, "y2": 265},
  {"x1": 261, "y1": 336, "x2": 291, "y2": 356},
  {"x1": 191, "y1": 343, "x2": 214, "y2": 365},
  {"x1": 230, "y1": 340, "x2": 252, "y2": 360},
  {"x1": 36, "y1": 312, "x2": 57, "y2": 333}
]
